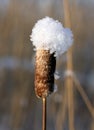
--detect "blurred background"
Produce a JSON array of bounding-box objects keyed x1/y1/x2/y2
[{"x1": 0, "y1": 0, "x2": 94, "y2": 130}]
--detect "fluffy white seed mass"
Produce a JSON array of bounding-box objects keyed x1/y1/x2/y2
[{"x1": 30, "y1": 17, "x2": 73, "y2": 57}]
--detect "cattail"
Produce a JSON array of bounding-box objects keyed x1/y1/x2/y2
[
  {"x1": 30, "y1": 17, "x2": 73, "y2": 98},
  {"x1": 35, "y1": 50, "x2": 56, "y2": 98}
]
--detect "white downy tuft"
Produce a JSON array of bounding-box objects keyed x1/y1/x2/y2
[
  {"x1": 54, "y1": 84, "x2": 58, "y2": 93},
  {"x1": 54, "y1": 71, "x2": 60, "y2": 80},
  {"x1": 30, "y1": 17, "x2": 74, "y2": 57}
]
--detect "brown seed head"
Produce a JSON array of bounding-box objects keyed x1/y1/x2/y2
[{"x1": 35, "y1": 50, "x2": 56, "y2": 98}]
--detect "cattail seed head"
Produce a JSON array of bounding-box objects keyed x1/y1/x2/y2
[
  {"x1": 35, "y1": 50, "x2": 56, "y2": 98},
  {"x1": 30, "y1": 17, "x2": 74, "y2": 98}
]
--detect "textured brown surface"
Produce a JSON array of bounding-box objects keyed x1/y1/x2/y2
[{"x1": 35, "y1": 50, "x2": 56, "y2": 98}]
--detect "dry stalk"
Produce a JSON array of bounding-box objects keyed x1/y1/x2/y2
[
  {"x1": 56, "y1": 86, "x2": 67, "y2": 130},
  {"x1": 63, "y1": 0, "x2": 75, "y2": 130},
  {"x1": 42, "y1": 98, "x2": 47, "y2": 130},
  {"x1": 73, "y1": 74, "x2": 94, "y2": 118}
]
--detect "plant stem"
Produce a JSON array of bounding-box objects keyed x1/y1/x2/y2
[
  {"x1": 63, "y1": 0, "x2": 75, "y2": 129},
  {"x1": 42, "y1": 97, "x2": 47, "y2": 130}
]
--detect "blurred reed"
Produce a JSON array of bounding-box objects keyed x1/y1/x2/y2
[
  {"x1": 10, "y1": 69, "x2": 34, "y2": 130},
  {"x1": 55, "y1": 0, "x2": 75, "y2": 130}
]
